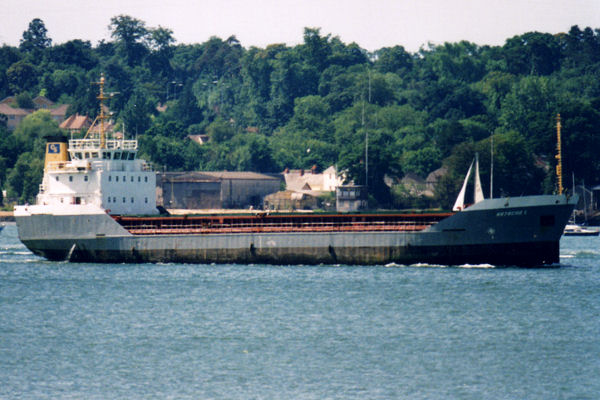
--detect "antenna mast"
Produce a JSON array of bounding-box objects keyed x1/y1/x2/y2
[
  {"x1": 555, "y1": 114, "x2": 563, "y2": 195},
  {"x1": 93, "y1": 73, "x2": 110, "y2": 149},
  {"x1": 490, "y1": 133, "x2": 494, "y2": 198}
]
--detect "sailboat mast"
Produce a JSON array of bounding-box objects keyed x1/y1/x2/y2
[
  {"x1": 556, "y1": 114, "x2": 563, "y2": 195},
  {"x1": 490, "y1": 133, "x2": 494, "y2": 198},
  {"x1": 583, "y1": 179, "x2": 588, "y2": 220}
]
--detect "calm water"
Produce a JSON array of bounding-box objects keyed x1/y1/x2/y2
[{"x1": 1, "y1": 223, "x2": 599, "y2": 399}]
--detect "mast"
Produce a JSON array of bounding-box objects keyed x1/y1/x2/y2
[
  {"x1": 83, "y1": 74, "x2": 110, "y2": 147},
  {"x1": 555, "y1": 114, "x2": 563, "y2": 195},
  {"x1": 96, "y1": 74, "x2": 109, "y2": 149},
  {"x1": 364, "y1": 69, "x2": 371, "y2": 189},
  {"x1": 490, "y1": 133, "x2": 494, "y2": 198},
  {"x1": 583, "y1": 179, "x2": 588, "y2": 221}
]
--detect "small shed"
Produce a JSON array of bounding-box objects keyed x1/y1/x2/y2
[{"x1": 336, "y1": 185, "x2": 368, "y2": 212}]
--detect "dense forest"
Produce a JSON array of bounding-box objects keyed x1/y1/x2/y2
[{"x1": 1, "y1": 16, "x2": 600, "y2": 208}]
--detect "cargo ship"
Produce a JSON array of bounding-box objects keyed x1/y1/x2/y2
[{"x1": 14, "y1": 76, "x2": 576, "y2": 266}]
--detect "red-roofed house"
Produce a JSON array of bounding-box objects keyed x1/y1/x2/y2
[
  {"x1": 0, "y1": 103, "x2": 29, "y2": 130},
  {"x1": 0, "y1": 96, "x2": 70, "y2": 130},
  {"x1": 33, "y1": 96, "x2": 54, "y2": 109},
  {"x1": 59, "y1": 114, "x2": 92, "y2": 134}
]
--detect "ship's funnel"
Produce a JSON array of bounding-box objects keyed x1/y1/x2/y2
[{"x1": 44, "y1": 135, "x2": 69, "y2": 170}]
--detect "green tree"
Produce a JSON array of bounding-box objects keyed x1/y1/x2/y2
[
  {"x1": 43, "y1": 69, "x2": 81, "y2": 101},
  {"x1": 0, "y1": 46, "x2": 23, "y2": 98},
  {"x1": 6, "y1": 60, "x2": 37, "y2": 93},
  {"x1": 109, "y1": 15, "x2": 149, "y2": 66},
  {"x1": 146, "y1": 26, "x2": 175, "y2": 77},
  {"x1": 0, "y1": 126, "x2": 19, "y2": 171},
  {"x1": 499, "y1": 75, "x2": 558, "y2": 154},
  {"x1": 7, "y1": 152, "x2": 44, "y2": 204},
  {"x1": 268, "y1": 47, "x2": 319, "y2": 125},
  {"x1": 561, "y1": 26, "x2": 600, "y2": 67},
  {"x1": 301, "y1": 28, "x2": 332, "y2": 72},
  {"x1": 401, "y1": 146, "x2": 442, "y2": 177},
  {"x1": 502, "y1": 32, "x2": 561, "y2": 76},
  {"x1": 47, "y1": 39, "x2": 98, "y2": 69},
  {"x1": 120, "y1": 88, "x2": 157, "y2": 135},
  {"x1": 318, "y1": 65, "x2": 362, "y2": 112},
  {"x1": 139, "y1": 134, "x2": 187, "y2": 170},
  {"x1": 193, "y1": 36, "x2": 243, "y2": 79},
  {"x1": 13, "y1": 110, "x2": 62, "y2": 150},
  {"x1": 271, "y1": 95, "x2": 336, "y2": 170},
  {"x1": 19, "y1": 18, "x2": 52, "y2": 54},
  {"x1": 229, "y1": 133, "x2": 278, "y2": 172},
  {"x1": 206, "y1": 117, "x2": 235, "y2": 143},
  {"x1": 476, "y1": 71, "x2": 517, "y2": 114},
  {"x1": 559, "y1": 102, "x2": 600, "y2": 187},
  {"x1": 419, "y1": 41, "x2": 486, "y2": 83},
  {"x1": 334, "y1": 104, "x2": 401, "y2": 205},
  {"x1": 374, "y1": 45, "x2": 413, "y2": 74},
  {"x1": 15, "y1": 92, "x2": 34, "y2": 109}
]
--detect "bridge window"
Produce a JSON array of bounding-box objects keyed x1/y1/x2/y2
[
  {"x1": 108, "y1": 176, "x2": 112, "y2": 182},
  {"x1": 121, "y1": 151, "x2": 129, "y2": 160},
  {"x1": 55, "y1": 176, "x2": 59, "y2": 181},
  {"x1": 116, "y1": 176, "x2": 119, "y2": 182},
  {"x1": 123, "y1": 197, "x2": 126, "y2": 203},
  {"x1": 128, "y1": 153, "x2": 135, "y2": 160},
  {"x1": 131, "y1": 197, "x2": 134, "y2": 203},
  {"x1": 69, "y1": 176, "x2": 73, "y2": 182},
  {"x1": 114, "y1": 152, "x2": 121, "y2": 159},
  {"x1": 84, "y1": 175, "x2": 88, "y2": 182}
]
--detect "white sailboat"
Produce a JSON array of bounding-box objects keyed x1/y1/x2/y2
[
  {"x1": 453, "y1": 154, "x2": 485, "y2": 212},
  {"x1": 563, "y1": 173, "x2": 599, "y2": 236}
]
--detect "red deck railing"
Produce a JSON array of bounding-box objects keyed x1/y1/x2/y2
[{"x1": 112, "y1": 212, "x2": 453, "y2": 235}]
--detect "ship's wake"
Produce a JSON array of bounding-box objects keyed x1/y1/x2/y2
[{"x1": 385, "y1": 262, "x2": 495, "y2": 269}]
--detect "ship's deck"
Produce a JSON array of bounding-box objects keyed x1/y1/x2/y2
[{"x1": 112, "y1": 212, "x2": 454, "y2": 235}]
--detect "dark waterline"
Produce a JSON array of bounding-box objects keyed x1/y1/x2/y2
[{"x1": 1, "y1": 224, "x2": 599, "y2": 399}]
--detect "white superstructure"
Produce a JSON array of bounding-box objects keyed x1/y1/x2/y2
[
  {"x1": 38, "y1": 137, "x2": 157, "y2": 215},
  {"x1": 19, "y1": 73, "x2": 158, "y2": 217}
]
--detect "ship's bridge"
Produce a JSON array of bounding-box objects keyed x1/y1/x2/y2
[{"x1": 68, "y1": 138, "x2": 138, "y2": 161}]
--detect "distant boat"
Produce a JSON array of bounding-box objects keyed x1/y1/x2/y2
[
  {"x1": 563, "y1": 223, "x2": 600, "y2": 236},
  {"x1": 565, "y1": 173, "x2": 598, "y2": 236}
]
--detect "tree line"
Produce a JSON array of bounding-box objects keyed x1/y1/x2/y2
[{"x1": 1, "y1": 16, "x2": 600, "y2": 208}]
